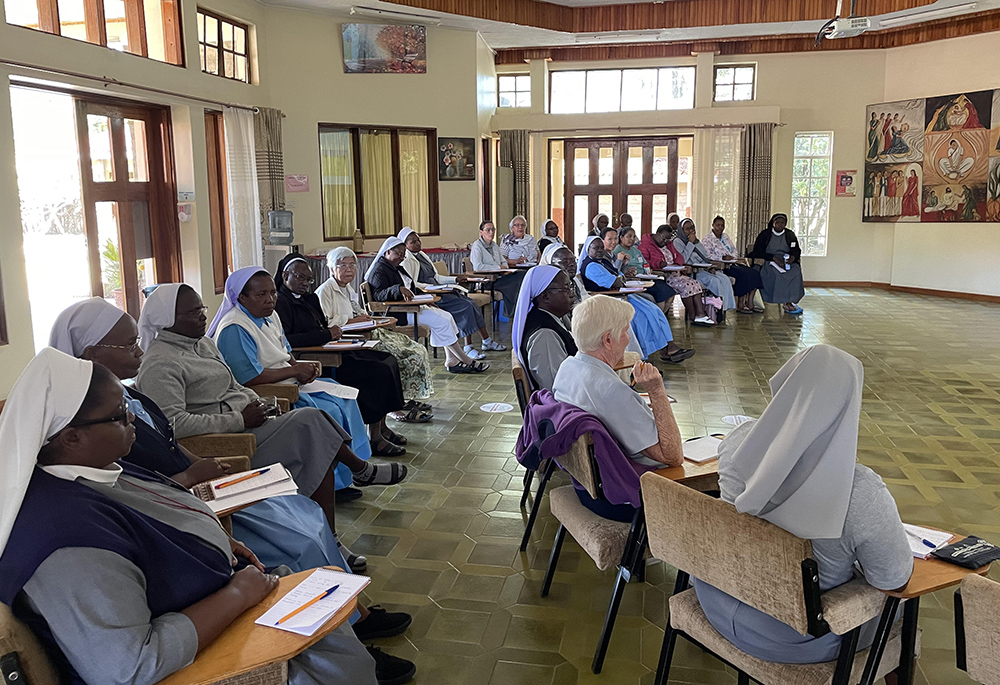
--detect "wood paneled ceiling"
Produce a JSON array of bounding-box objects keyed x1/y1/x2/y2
[
  {"x1": 385, "y1": 0, "x2": 939, "y2": 33},
  {"x1": 492, "y1": 8, "x2": 1000, "y2": 62}
]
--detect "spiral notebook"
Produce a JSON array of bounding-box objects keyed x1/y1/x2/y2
[{"x1": 190, "y1": 464, "x2": 298, "y2": 514}]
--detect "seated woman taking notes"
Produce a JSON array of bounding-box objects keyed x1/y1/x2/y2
[
  {"x1": 0, "y1": 349, "x2": 378, "y2": 685},
  {"x1": 693, "y1": 345, "x2": 912, "y2": 664}
]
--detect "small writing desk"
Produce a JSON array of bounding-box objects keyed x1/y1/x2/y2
[
  {"x1": 156, "y1": 567, "x2": 355, "y2": 685},
  {"x1": 291, "y1": 347, "x2": 342, "y2": 368},
  {"x1": 473, "y1": 270, "x2": 515, "y2": 333},
  {"x1": 651, "y1": 459, "x2": 720, "y2": 494}
]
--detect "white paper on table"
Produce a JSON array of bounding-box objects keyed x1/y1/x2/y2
[
  {"x1": 636, "y1": 274, "x2": 664, "y2": 281},
  {"x1": 299, "y1": 379, "x2": 360, "y2": 399},
  {"x1": 423, "y1": 284, "x2": 456, "y2": 292},
  {"x1": 409, "y1": 294, "x2": 435, "y2": 303},
  {"x1": 255, "y1": 568, "x2": 370, "y2": 636},
  {"x1": 902, "y1": 524, "x2": 953, "y2": 559},
  {"x1": 193, "y1": 465, "x2": 299, "y2": 513},
  {"x1": 683, "y1": 436, "x2": 723, "y2": 463},
  {"x1": 689, "y1": 262, "x2": 714, "y2": 268},
  {"x1": 657, "y1": 266, "x2": 685, "y2": 272},
  {"x1": 619, "y1": 287, "x2": 644, "y2": 293},
  {"x1": 722, "y1": 415, "x2": 755, "y2": 427},
  {"x1": 624, "y1": 281, "x2": 645, "y2": 287},
  {"x1": 341, "y1": 318, "x2": 392, "y2": 332},
  {"x1": 321, "y1": 340, "x2": 380, "y2": 352}
]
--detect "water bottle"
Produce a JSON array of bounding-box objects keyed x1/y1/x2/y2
[{"x1": 783, "y1": 254, "x2": 790, "y2": 271}]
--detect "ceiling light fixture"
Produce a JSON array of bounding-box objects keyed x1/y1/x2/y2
[
  {"x1": 574, "y1": 32, "x2": 664, "y2": 43},
  {"x1": 879, "y1": 2, "x2": 977, "y2": 27},
  {"x1": 349, "y1": 6, "x2": 443, "y2": 26}
]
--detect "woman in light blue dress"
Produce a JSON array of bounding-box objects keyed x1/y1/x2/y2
[{"x1": 577, "y1": 236, "x2": 691, "y2": 363}]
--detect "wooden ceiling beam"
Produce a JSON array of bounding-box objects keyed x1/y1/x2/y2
[
  {"x1": 492, "y1": 9, "x2": 1000, "y2": 63},
  {"x1": 386, "y1": 0, "x2": 936, "y2": 33}
]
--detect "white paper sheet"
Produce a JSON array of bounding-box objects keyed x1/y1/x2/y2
[
  {"x1": 424, "y1": 284, "x2": 456, "y2": 292},
  {"x1": 255, "y1": 568, "x2": 370, "y2": 636},
  {"x1": 656, "y1": 266, "x2": 685, "y2": 272},
  {"x1": 298, "y1": 379, "x2": 360, "y2": 399},
  {"x1": 409, "y1": 294, "x2": 435, "y2": 303},
  {"x1": 682, "y1": 436, "x2": 723, "y2": 463},
  {"x1": 341, "y1": 318, "x2": 393, "y2": 332},
  {"x1": 624, "y1": 281, "x2": 645, "y2": 287},
  {"x1": 321, "y1": 340, "x2": 380, "y2": 352},
  {"x1": 902, "y1": 523, "x2": 953, "y2": 559},
  {"x1": 635, "y1": 274, "x2": 664, "y2": 281}
]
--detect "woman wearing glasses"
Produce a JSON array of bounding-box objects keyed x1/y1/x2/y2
[
  {"x1": 510, "y1": 265, "x2": 576, "y2": 392},
  {"x1": 316, "y1": 247, "x2": 434, "y2": 412}
]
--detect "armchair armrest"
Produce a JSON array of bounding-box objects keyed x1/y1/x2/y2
[
  {"x1": 215, "y1": 455, "x2": 252, "y2": 473},
  {"x1": 255, "y1": 384, "x2": 300, "y2": 404},
  {"x1": 277, "y1": 398, "x2": 291, "y2": 413},
  {"x1": 820, "y1": 577, "x2": 888, "y2": 635},
  {"x1": 178, "y1": 433, "x2": 257, "y2": 458}
]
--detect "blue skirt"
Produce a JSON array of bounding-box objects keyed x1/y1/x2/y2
[
  {"x1": 232, "y1": 495, "x2": 360, "y2": 624},
  {"x1": 627, "y1": 294, "x2": 673, "y2": 357},
  {"x1": 645, "y1": 280, "x2": 677, "y2": 304},
  {"x1": 436, "y1": 292, "x2": 486, "y2": 338},
  {"x1": 296, "y1": 391, "x2": 371, "y2": 491}
]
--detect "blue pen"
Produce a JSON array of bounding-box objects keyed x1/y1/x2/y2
[{"x1": 921, "y1": 539, "x2": 936, "y2": 549}]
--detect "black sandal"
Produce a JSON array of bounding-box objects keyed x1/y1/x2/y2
[
  {"x1": 395, "y1": 406, "x2": 432, "y2": 424},
  {"x1": 381, "y1": 426, "x2": 409, "y2": 445},
  {"x1": 469, "y1": 361, "x2": 490, "y2": 373},
  {"x1": 372, "y1": 439, "x2": 406, "y2": 457},
  {"x1": 403, "y1": 399, "x2": 432, "y2": 412},
  {"x1": 448, "y1": 363, "x2": 477, "y2": 374}
]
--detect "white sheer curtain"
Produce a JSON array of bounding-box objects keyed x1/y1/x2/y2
[
  {"x1": 223, "y1": 107, "x2": 262, "y2": 268},
  {"x1": 711, "y1": 127, "x2": 742, "y2": 240},
  {"x1": 399, "y1": 131, "x2": 430, "y2": 234}
]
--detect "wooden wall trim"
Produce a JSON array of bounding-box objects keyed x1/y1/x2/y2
[
  {"x1": 389, "y1": 0, "x2": 936, "y2": 34},
  {"x1": 493, "y1": 9, "x2": 1000, "y2": 63},
  {"x1": 805, "y1": 281, "x2": 1000, "y2": 304}
]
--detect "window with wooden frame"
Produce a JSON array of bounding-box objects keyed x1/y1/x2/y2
[
  {"x1": 205, "y1": 110, "x2": 232, "y2": 294},
  {"x1": 5, "y1": 0, "x2": 182, "y2": 64},
  {"x1": 197, "y1": 8, "x2": 250, "y2": 83},
  {"x1": 498, "y1": 74, "x2": 530, "y2": 108},
  {"x1": 714, "y1": 64, "x2": 756, "y2": 102},
  {"x1": 318, "y1": 124, "x2": 439, "y2": 240}
]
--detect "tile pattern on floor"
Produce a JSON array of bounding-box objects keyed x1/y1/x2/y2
[{"x1": 338, "y1": 289, "x2": 1000, "y2": 685}]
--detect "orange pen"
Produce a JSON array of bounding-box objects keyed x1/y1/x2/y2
[
  {"x1": 214, "y1": 467, "x2": 270, "y2": 490},
  {"x1": 275, "y1": 584, "x2": 340, "y2": 625}
]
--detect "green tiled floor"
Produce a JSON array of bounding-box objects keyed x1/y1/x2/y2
[{"x1": 339, "y1": 288, "x2": 1000, "y2": 684}]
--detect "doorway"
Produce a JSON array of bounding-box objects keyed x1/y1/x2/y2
[
  {"x1": 550, "y1": 136, "x2": 692, "y2": 250},
  {"x1": 11, "y1": 86, "x2": 180, "y2": 350}
]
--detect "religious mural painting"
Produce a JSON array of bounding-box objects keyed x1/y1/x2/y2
[{"x1": 864, "y1": 89, "x2": 999, "y2": 223}]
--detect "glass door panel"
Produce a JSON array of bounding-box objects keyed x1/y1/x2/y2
[
  {"x1": 87, "y1": 114, "x2": 115, "y2": 182},
  {"x1": 95, "y1": 201, "x2": 125, "y2": 305},
  {"x1": 598, "y1": 147, "x2": 614, "y2": 185},
  {"x1": 573, "y1": 148, "x2": 589, "y2": 185},
  {"x1": 124, "y1": 118, "x2": 149, "y2": 182},
  {"x1": 573, "y1": 195, "x2": 589, "y2": 250},
  {"x1": 627, "y1": 195, "x2": 643, "y2": 233}
]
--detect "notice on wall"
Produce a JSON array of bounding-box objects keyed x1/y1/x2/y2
[
  {"x1": 836, "y1": 169, "x2": 857, "y2": 197},
  {"x1": 285, "y1": 175, "x2": 310, "y2": 193}
]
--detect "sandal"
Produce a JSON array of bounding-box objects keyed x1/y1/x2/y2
[
  {"x1": 394, "y1": 406, "x2": 432, "y2": 424},
  {"x1": 448, "y1": 362, "x2": 489, "y2": 374},
  {"x1": 403, "y1": 400, "x2": 432, "y2": 412},
  {"x1": 381, "y1": 426, "x2": 408, "y2": 445},
  {"x1": 372, "y1": 439, "x2": 406, "y2": 457},
  {"x1": 468, "y1": 361, "x2": 490, "y2": 373},
  {"x1": 738, "y1": 307, "x2": 755, "y2": 314},
  {"x1": 353, "y1": 462, "x2": 408, "y2": 486}
]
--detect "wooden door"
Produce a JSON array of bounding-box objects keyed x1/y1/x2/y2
[{"x1": 75, "y1": 98, "x2": 179, "y2": 318}]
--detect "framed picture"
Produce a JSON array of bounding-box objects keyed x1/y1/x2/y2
[
  {"x1": 342, "y1": 23, "x2": 427, "y2": 74},
  {"x1": 438, "y1": 138, "x2": 476, "y2": 181}
]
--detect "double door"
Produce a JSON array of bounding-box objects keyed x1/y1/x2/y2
[
  {"x1": 563, "y1": 137, "x2": 680, "y2": 249},
  {"x1": 76, "y1": 99, "x2": 180, "y2": 317}
]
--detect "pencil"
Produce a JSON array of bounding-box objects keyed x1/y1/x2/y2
[
  {"x1": 215, "y1": 467, "x2": 270, "y2": 490},
  {"x1": 275, "y1": 584, "x2": 340, "y2": 625}
]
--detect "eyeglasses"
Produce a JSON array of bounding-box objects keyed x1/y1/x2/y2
[
  {"x1": 177, "y1": 305, "x2": 208, "y2": 317},
  {"x1": 544, "y1": 285, "x2": 575, "y2": 295},
  {"x1": 93, "y1": 337, "x2": 142, "y2": 353},
  {"x1": 334, "y1": 263, "x2": 357, "y2": 271},
  {"x1": 69, "y1": 400, "x2": 132, "y2": 428},
  {"x1": 288, "y1": 272, "x2": 315, "y2": 284}
]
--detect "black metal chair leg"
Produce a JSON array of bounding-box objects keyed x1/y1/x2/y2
[
  {"x1": 858, "y1": 596, "x2": 901, "y2": 685},
  {"x1": 520, "y1": 467, "x2": 536, "y2": 508},
  {"x1": 519, "y1": 458, "x2": 555, "y2": 551},
  {"x1": 654, "y1": 623, "x2": 679, "y2": 685},
  {"x1": 737, "y1": 673, "x2": 751, "y2": 685},
  {"x1": 895, "y1": 597, "x2": 920, "y2": 685},
  {"x1": 830, "y1": 626, "x2": 861, "y2": 685},
  {"x1": 540, "y1": 524, "x2": 566, "y2": 598},
  {"x1": 592, "y1": 565, "x2": 630, "y2": 674}
]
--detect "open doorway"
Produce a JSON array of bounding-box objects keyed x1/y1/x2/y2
[{"x1": 10, "y1": 86, "x2": 180, "y2": 350}]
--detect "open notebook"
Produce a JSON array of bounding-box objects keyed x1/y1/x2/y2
[
  {"x1": 341, "y1": 318, "x2": 394, "y2": 332},
  {"x1": 190, "y1": 464, "x2": 298, "y2": 514},
  {"x1": 682, "y1": 436, "x2": 723, "y2": 464},
  {"x1": 902, "y1": 523, "x2": 953, "y2": 559},
  {"x1": 322, "y1": 340, "x2": 380, "y2": 351},
  {"x1": 256, "y1": 568, "x2": 370, "y2": 636}
]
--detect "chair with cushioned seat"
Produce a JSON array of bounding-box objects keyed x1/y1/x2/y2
[
  {"x1": 955, "y1": 574, "x2": 1000, "y2": 685},
  {"x1": 640, "y1": 471, "x2": 919, "y2": 685},
  {"x1": 359, "y1": 281, "x2": 434, "y2": 357},
  {"x1": 540, "y1": 433, "x2": 649, "y2": 675}
]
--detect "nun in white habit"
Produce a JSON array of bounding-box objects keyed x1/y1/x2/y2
[{"x1": 692, "y1": 344, "x2": 913, "y2": 664}]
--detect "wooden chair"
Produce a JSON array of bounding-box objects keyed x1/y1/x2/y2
[
  {"x1": 540, "y1": 433, "x2": 649, "y2": 674},
  {"x1": 510, "y1": 349, "x2": 541, "y2": 513},
  {"x1": 640, "y1": 472, "x2": 916, "y2": 685},
  {"x1": 955, "y1": 574, "x2": 1000, "y2": 684},
  {"x1": 358, "y1": 281, "x2": 433, "y2": 357},
  {"x1": 432, "y1": 260, "x2": 492, "y2": 317}
]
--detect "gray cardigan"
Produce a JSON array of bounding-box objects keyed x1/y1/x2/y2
[{"x1": 135, "y1": 329, "x2": 258, "y2": 438}]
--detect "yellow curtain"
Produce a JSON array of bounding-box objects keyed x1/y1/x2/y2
[
  {"x1": 360, "y1": 131, "x2": 395, "y2": 236},
  {"x1": 319, "y1": 129, "x2": 357, "y2": 239},
  {"x1": 398, "y1": 131, "x2": 430, "y2": 235}
]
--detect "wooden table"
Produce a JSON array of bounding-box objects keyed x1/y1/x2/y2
[
  {"x1": 651, "y1": 458, "x2": 720, "y2": 493},
  {"x1": 855, "y1": 531, "x2": 991, "y2": 685},
  {"x1": 291, "y1": 347, "x2": 342, "y2": 368},
  {"x1": 156, "y1": 568, "x2": 356, "y2": 685},
  {"x1": 339, "y1": 317, "x2": 397, "y2": 339}
]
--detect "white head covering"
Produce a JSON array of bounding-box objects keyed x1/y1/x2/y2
[
  {"x1": 540, "y1": 242, "x2": 567, "y2": 266},
  {"x1": 727, "y1": 345, "x2": 863, "y2": 539},
  {"x1": 578, "y1": 236, "x2": 599, "y2": 271},
  {"x1": 207, "y1": 266, "x2": 270, "y2": 338},
  {"x1": 398, "y1": 227, "x2": 416, "y2": 246},
  {"x1": 592, "y1": 214, "x2": 609, "y2": 230},
  {"x1": 48, "y1": 298, "x2": 128, "y2": 357},
  {"x1": 364, "y1": 236, "x2": 405, "y2": 281},
  {"x1": 539, "y1": 218, "x2": 559, "y2": 235},
  {"x1": 326, "y1": 246, "x2": 356, "y2": 272},
  {"x1": 137, "y1": 283, "x2": 183, "y2": 352},
  {"x1": 0, "y1": 348, "x2": 94, "y2": 557},
  {"x1": 281, "y1": 256, "x2": 308, "y2": 274},
  {"x1": 511, "y1": 265, "x2": 561, "y2": 368}
]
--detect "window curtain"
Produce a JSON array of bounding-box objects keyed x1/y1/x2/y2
[
  {"x1": 736, "y1": 122, "x2": 775, "y2": 257},
  {"x1": 499, "y1": 129, "x2": 530, "y2": 219},
  {"x1": 319, "y1": 129, "x2": 357, "y2": 239},
  {"x1": 399, "y1": 131, "x2": 430, "y2": 234},
  {"x1": 254, "y1": 107, "x2": 285, "y2": 246},
  {"x1": 223, "y1": 107, "x2": 262, "y2": 268},
  {"x1": 360, "y1": 131, "x2": 395, "y2": 236},
  {"x1": 711, "y1": 127, "x2": 742, "y2": 240}
]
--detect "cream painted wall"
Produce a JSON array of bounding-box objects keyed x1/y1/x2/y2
[{"x1": 262, "y1": 11, "x2": 488, "y2": 254}]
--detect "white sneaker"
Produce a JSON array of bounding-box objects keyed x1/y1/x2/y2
[
  {"x1": 464, "y1": 345, "x2": 486, "y2": 360},
  {"x1": 694, "y1": 316, "x2": 716, "y2": 325}
]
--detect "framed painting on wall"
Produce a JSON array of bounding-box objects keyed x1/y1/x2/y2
[
  {"x1": 438, "y1": 138, "x2": 476, "y2": 181},
  {"x1": 342, "y1": 23, "x2": 427, "y2": 74}
]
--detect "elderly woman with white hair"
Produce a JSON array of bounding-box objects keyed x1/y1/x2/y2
[
  {"x1": 317, "y1": 246, "x2": 434, "y2": 405},
  {"x1": 500, "y1": 215, "x2": 539, "y2": 266},
  {"x1": 552, "y1": 295, "x2": 684, "y2": 520}
]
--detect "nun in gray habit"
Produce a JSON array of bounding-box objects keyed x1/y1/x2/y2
[{"x1": 692, "y1": 345, "x2": 913, "y2": 664}]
